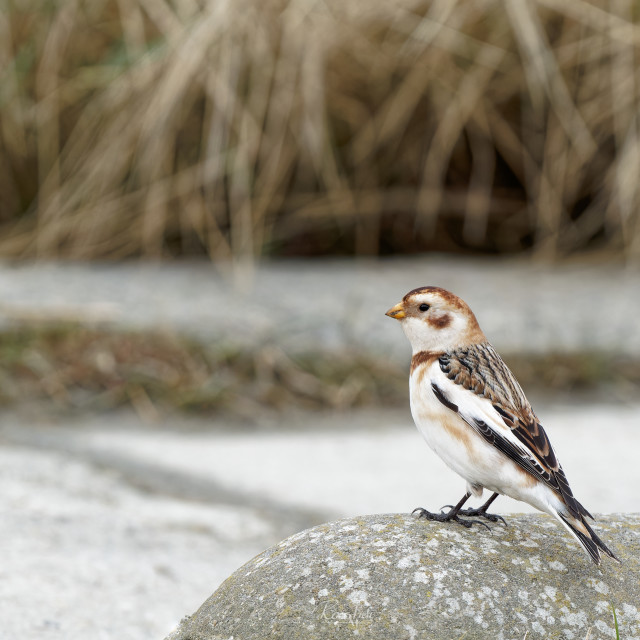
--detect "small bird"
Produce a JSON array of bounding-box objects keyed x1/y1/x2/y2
[{"x1": 386, "y1": 286, "x2": 618, "y2": 565}]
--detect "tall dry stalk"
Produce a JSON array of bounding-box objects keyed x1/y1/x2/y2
[{"x1": 1, "y1": 0, "x2": 640, "y2": 260}]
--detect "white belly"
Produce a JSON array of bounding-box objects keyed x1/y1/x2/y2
[
  {"x1": 411, "y1": 387, "x2": 491, "y2": 486},
  {"x1": 410, "y1": 367, "x2": 489, "y2": 483},
  {"x1": 409, "y1": 363, "x2": 559, "y2": 514}
]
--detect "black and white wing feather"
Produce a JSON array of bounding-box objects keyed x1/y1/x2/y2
[{"x1": 430, "y1": 342, "x2": 587, "y2": 520}]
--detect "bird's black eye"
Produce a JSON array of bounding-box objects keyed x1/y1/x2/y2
[{"x1": 419, "y1": 303, "x2": 430, "y2": 312}]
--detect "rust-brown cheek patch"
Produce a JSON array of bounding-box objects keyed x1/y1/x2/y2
[{"x1": 427, "y1": 313, "x2": 451, "y2": 329}]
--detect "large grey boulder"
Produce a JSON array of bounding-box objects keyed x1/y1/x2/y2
[{"x1": 166, "y1": 513, "x2": 640, "y2": 640}]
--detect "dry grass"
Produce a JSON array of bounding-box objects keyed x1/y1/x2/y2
[
  {"x1": 0, "y1": 324, "x2": 638, "y2": 419},
  {"x1": 0, "y1": 325, "x2": 408, "y2": 417},
  {"x1": 2, "y1": 0, "x2": 640, "y2": 260}
]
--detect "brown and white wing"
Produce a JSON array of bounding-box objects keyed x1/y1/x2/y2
[{"x1": 429, "y1": 342, "x2": 587, "y2": 520}]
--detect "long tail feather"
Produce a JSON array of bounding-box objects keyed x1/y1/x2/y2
[
  {"x1": 582, "y1": 518, "x2": 620, "y2": 562},
  {"x1": 557, "y1": 513, "x2": 620, "y2": 565},
  {"x1": 574, "y1": 498, "x2": 594, "y2": 521}
]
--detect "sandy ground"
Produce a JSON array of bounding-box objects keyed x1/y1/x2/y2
[{"x1": 1, "y1": 402, "x2": 639, "y2": 640}]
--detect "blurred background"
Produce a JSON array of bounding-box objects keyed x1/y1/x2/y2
[{"x1": 1, "y1": 1, "x2": 640, "y2": 639}]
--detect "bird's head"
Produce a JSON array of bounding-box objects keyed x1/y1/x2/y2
[{"x1": 385, "y1": 286, "x2": 485, "y2": 354}]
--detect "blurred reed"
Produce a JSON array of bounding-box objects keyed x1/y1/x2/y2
[
  {"x1": 0, "y1": 325, "x2": 408, "y2": 417},
  {"x1": 0, "y1": 324, "x2": 637, "y2": 418},
  {"x1": 1, "y1": 0, "x2": 640, "y2": 261}
]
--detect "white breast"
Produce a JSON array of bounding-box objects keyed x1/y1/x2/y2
[{"x1": 409, "y1": 362, "x2": 488, "y2": 481}]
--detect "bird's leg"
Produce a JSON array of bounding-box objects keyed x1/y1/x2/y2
[
  {"x1": 455, "y1": 492, "x2": 507, "y2": 526},
  {"x1": 413, "y1": 492, "x2": 491, "y2": 531}
]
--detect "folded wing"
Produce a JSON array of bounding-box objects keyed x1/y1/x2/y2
[{"x1": 432, "y1": 342, "x2": 586, "y2": 520}]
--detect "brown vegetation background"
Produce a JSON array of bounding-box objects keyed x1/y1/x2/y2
[{"x1": 2, "y1": 0, "x2": 640, "y2": 262}]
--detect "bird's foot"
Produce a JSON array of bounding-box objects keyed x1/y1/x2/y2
[
  {"x1": 439, "y1": 504, "x2": 507, "y2": 526},
  {"x1": 412, "y1": 507, "x2": 491, "y2": 531}
]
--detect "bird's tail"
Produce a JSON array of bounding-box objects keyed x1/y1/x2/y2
[{"x1": 554, "y1": 508, "x2": 620, "y2": 565}]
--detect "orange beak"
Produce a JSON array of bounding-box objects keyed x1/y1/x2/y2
[{"x1": 385, "y1": 301, "x2": 406, "y2": 320}]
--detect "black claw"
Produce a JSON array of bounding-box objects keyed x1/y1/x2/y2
[
  {"x1": 461, "y1": 517, "x2": 491, "y2": 531},
  {"x1": 489, "y1": 514, "x2": 507, "y2": 527},
  {"x1": 412, "y1": 507, "x2": 492, "y2": 531},
  {"x1": 457, "y1": 507, "x2": 508, "y2": 527}
]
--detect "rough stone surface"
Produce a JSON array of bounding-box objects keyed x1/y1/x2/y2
[{"x1": 166, "y1": 513, "x2": 640, "y2": 640}]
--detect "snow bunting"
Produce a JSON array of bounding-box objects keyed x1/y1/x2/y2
[{"x1": 386, "y1": 286, "x2": 618, "y2": 565}]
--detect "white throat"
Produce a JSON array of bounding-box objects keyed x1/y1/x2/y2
[{"x1": 400, "y1": 315, "x2": 469, "y2": 354}]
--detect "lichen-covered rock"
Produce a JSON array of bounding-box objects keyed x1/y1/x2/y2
[{"x1": 166, "y1": 513, "x2": 640, "y2": 640}]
